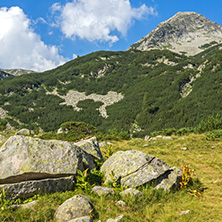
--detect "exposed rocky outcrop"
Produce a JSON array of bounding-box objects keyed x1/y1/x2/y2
[
  {"x1": 46, "y1": 90, "x2": 124, "y2": 118},
  {"x1": 55, "y1": 194, "x2": 94, "y2": 222},
  {"x1": 129, "y1": 12, "x2": 222, "y2": 56},
  {"x1": 101, "y1": 150, "x2": 181, "y2": 190}
]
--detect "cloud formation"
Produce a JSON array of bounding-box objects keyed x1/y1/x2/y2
[
  {"x1": 0, "y1": 7, "x2": 67, "y2": 72},
  {"x1": 52, "y1": 0, "x2": 157, "y2": 43}
]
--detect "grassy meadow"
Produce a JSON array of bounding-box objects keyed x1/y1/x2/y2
[{"x1": 0, "y1": 133, "x2": 222, "y2": 221}]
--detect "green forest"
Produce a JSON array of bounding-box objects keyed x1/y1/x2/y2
[{"x1": 0, "y1": 44, "x2": 222, "y2": 136}]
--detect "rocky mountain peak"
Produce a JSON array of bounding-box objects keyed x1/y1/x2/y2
[{"x1": 129, "y1": 11, "x2": 222, "y2": 56}]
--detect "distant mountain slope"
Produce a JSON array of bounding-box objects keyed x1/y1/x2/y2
[
  {"x1": 129, "y1": 12, "x2": 222, "y2": 56},
  {"x1": 0, "y1": 71, "x2": 11, "y2": 80},
  {"x1": 1, "y1": 69, "x2": 35, "y2": 76},
  {"x1": 0, "y1": 45, "x2": 222, "y2": 135}
]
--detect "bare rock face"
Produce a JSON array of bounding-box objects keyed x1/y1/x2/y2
[
  {"x1": 129, "y1": 12, "x2": 222, "y2": 56},
  {"x1": 0, "y1": 135, "x2": 101, "y2": 184},
  {"x1": 101, "y1": 150, "x2": 181, "y2": 190}
]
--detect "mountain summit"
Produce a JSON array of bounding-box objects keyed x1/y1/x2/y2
[{"x1": 129, "y1": 12, "x2": 222, "y2": 55}]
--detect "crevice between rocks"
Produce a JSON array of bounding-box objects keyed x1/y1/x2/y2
[{"x1": 117, "y1": 157, "x2": 156, "y2": 180}]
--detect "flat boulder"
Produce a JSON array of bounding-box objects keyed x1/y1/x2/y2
[
  {"x1": 101, "y1": 150, "x2": 181, "y2": 189},
  {"x1": 0, "y1": 135, "x2": 92, "y2": 184}
]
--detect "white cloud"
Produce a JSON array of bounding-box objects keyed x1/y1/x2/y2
[
  {"x1": 0, "y1": 7, "x2": 67, "y2": 72},
  {"x1": 52, "y1": 0, "x2": 157, "y2": 43}
]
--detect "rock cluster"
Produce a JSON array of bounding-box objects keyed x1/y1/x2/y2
[{"x1": 0, "y1": 135, "x2": 182, "y2": 221}]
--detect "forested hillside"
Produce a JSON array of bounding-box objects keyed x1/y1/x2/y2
[{"x1": 0, "y1": 45, "x2": 222, "y2": 135}]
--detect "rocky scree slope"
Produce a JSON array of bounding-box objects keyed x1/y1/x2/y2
[{"x1": 129, "y1": 12, "x2": 222, "y2": 56}]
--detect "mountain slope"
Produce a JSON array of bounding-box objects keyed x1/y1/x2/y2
[
  {"x1": 0, "y1": 45, "x2": 222, "y2": 135},
  {"x1": 129, "y1": 12, "x2": 222, "y2": 56}
]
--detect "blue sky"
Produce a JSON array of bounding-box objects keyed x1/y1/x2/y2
[{"x1": 0, "y1": 0, "x2": 222, "y2": 71}]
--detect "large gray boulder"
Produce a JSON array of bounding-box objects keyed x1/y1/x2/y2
[
  {"x1": 55, "y1": 194, "x2": 94, "y2": 222},
  {"x1": 75, "y1": 137, "x2": 103, "y2": 161},
  {"x1": 101, "y1": 150, "x2": 181, "y2": 189},
  {"x1": 0, "y1": 176, "x2": 74, "y2": 200},
  {"x1": 0, "y1": 135, "x2": 98, "y2": 184}
]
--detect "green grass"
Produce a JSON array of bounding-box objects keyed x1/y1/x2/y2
[{"x1": 0, "y1": 133, "x2": 222, "y2": 221}]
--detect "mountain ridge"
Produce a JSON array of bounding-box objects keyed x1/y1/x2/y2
[{"x1": 129, "y1": 11, "x2": 222, "y2": 56}]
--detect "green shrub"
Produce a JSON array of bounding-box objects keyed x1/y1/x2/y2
[
  {"x1": 0, "y1": 119, "x2": 7, "y2": 131},
  {"x1": 194, "y1": 114, "x2": 222, "y2": 133},
  {"x1": 205, "y1": 130, "x2": 222, "y2": 141},
  {"x1": 176, "y1": 127, "x2": 193, "y2": 135}
]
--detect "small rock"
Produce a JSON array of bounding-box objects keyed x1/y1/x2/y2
[
  {"x1": 57, "y1": 128, "x2": 68, "y2": 134},
  {"x1": 115, "y1": 200, "x2": 127, "y2": 207},
  {"x1": 156, "y1": 135, "x2": 162, "y2": 138},
  {"x1": 144, "y1": 135, "x2": 150, "y2": 141},
  {"x1": 16, "y1": 128, "x2": 31, "y2": 136},
  {"x1": 99, "y1": 141, "x2": 107, "y2": 147},
  {"x1": 107, "y1": 142, "x2": 113, "y2": 145},
  {"x1": 162, "y1": 136, "x2": 173, "y2": 140},
  {"x1": 0, "y1": 134, "x2": 7, "y2": 144},
  {"x1": 5, "y1": 123, "x2": 15, "y2": 131},
  {"x1": 106, "y1": 215, "x2": 124, "y2": 222},
  {"x1": 180, "y1": 210, "x2": 190, "y2": 215},
  {"x1": 55, "y1": 194, "x2": 94, "y2": 222},
  {"x1": 181, "y1": 147, "x2": 188, "y2": 150},
  {"x1": 92, "y1": 186, "x2": 115, "y2": 196},
  {"x1": 120, "y1": 188, "x2": 144, "y2": 198},
  {"x1": 211, "y1": 146, "x2": 216, "y2": 149},
  {"x1": 10, "y1": 200, "x2": 38, "y2": 210},
  {"x1": 143, "y1": 144, "x2": 149, "y2": 147},
  {"x1": 69, "y1": 216, "x2": 93, "y2": 222}
]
